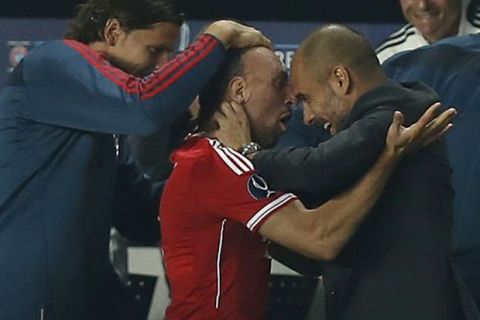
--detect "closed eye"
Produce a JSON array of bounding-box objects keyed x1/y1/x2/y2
[{"x1": 148, "y1": 46, "x2": 173, "y2": 57}]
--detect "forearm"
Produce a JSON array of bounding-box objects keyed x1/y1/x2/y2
[
  {"x1": 254, "y1": 121, "x2": 387, "y2": 194},
  {"x1": 25, "y1": 36, "x2": 225, "y2": 135},
  {"x1": 260, "y1": 107, "x2": 452, "y2": 261},
  {"x1": 258, "y1": 151, "x2": 397, "y2": 261},
  {"x1": 109, "y1": 34, "x2": 226, "y2": 134}
]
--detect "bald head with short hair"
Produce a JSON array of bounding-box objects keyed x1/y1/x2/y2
[
  {"x1": 295, "y1": 24, "x2": 383, "y2": 82},
  {"x1": 291, "y1": 24, "x2": 389, "y2": 135}
]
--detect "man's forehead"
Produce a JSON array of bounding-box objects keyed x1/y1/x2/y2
[
  {"x1": 243, "y1": 47, "x2": 282, "y2": 66},
  {"x1": 290, "y1": 57, "x2": 305, "y2": 83},
  {"x1": 242, "y1": 47, "x2": 285, "y2": 77}
]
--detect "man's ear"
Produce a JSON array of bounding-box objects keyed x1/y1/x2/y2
[
  {"x1": 103, "y1": 18, "x2": 124, "y2": 46},
  {"x1": 229, "y1": 76, "x2": 251, "y2": 104},
  {"x1": 328, "y1": 66, "x2": 351, "y2": 96}
]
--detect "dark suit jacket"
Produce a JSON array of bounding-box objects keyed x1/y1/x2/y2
[
  {"x1": 253, "y1": 82, "x2": 463, "y2": 320},
  {"x1": 383, "y1": 36, "x2": 480, "y2": 315}
]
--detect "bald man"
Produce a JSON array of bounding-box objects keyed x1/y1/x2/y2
[{"x1": 251, "y1": 25, "x2": 466, "y2": 320}]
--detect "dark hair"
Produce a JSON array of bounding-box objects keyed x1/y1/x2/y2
[
  {"x1": 198, "y1": 48, "x2": 250, "y2": 129},
  {"x1": 65, "y1": 0, "x2": 184, "y2": 44}
]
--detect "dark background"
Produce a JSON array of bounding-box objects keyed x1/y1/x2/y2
[{"x1": 1, "y1": 0, "x2": 405, "y2": 23}]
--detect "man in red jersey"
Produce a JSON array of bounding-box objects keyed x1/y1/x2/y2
[{"x1": 159, "y1": 46, "x2": 454, "y2": 319}]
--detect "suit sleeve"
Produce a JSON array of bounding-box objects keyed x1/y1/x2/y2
[
  {"x1": 21, "y1": 35, "x2": 225, "y2": 135},
  {"x1": 252, "y1": 108, "x2": 394, "y2": 197}
]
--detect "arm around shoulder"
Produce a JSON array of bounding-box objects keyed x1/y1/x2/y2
[
  {"x1": 253, "y1": 108, "x2": 393, "y2": 195},
  {"x1": 258, "y1": 147, "x2": 396, "y2": 260},
  {"x1": 258, "y1": 105, "x2": 455, "y2": 260}
]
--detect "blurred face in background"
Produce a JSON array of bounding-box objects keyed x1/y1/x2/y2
[{"x1": 399, "y1": 0, "x2": 462, "y2": 43}]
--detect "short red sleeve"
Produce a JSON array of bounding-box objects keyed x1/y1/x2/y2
[{"x1": 196, "y1": 139, "x2": 297, "y2": 232}]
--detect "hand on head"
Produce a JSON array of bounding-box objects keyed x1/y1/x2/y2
[{"x1": 204, "y1": 20, "x2": 272, "y2": 49}]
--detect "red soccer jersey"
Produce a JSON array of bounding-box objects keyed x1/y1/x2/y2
[{"x1": 160, "y1": 136, "x2": 297, "y2": 320}]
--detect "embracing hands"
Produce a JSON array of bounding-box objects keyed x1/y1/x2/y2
[{"x1": 204, "y1": 20, "x2": 272, "y2": 50}]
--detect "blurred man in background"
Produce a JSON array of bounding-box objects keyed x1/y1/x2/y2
[
  {"x1": 384, "y1": 32, "x2": 480, "y2": 318},
  {"x1": 376, "y1": 0, "x2": 480, "y2": 63}
]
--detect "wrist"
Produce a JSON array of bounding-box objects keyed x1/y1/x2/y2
[
  {"x1": 377, "y1": 149, "x2": 399, "y2": 171},
  {"x1": 204, "y1": 21, "x2": 236, "y2": 49}
]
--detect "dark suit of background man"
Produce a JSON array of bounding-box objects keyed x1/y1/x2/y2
[{"x1": 384, "y1": 33, "x2": 480, "y2": 317}]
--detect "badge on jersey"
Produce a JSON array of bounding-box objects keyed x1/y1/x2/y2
[{"x1": 247, "y1": 174, "x2": 276, "y2": 200}]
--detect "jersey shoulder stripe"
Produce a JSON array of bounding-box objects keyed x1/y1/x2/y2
[
  {"x1": 224, "y1": 147, "x2": 255, "y2": 171},
  {"x1": 208, "y1": 139, "x2": 255, "y2": 175}
]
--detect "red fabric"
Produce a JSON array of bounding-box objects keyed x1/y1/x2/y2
[{"x1": 160, "y1": 136, "x2": 296, "y2": 319}]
